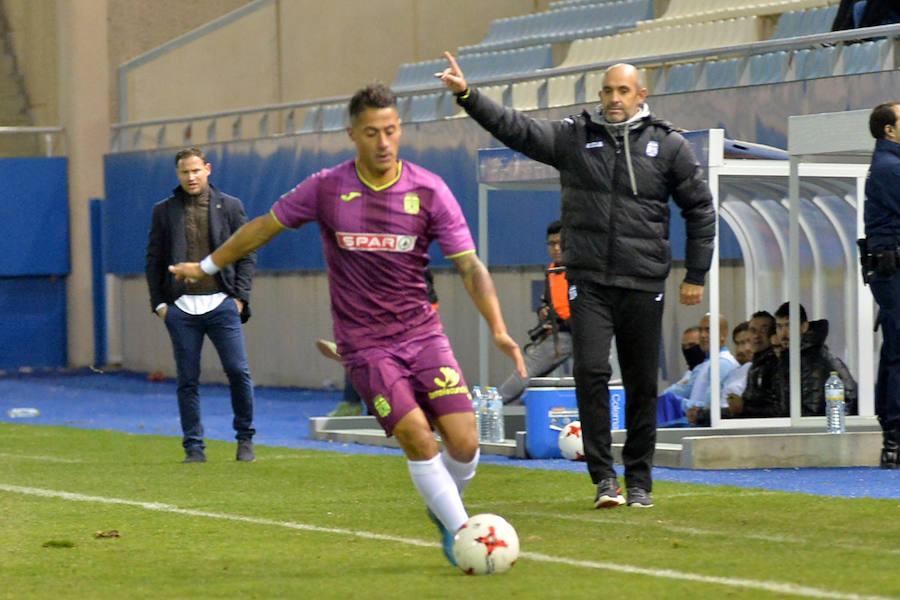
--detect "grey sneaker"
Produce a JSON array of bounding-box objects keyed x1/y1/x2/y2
[
  {"x1": 593, "y1": 477, "x2": 625, "y2": 508},
  {"x1": 236, "y1": 439, "x2": 255, "y2": 462},
  {"x1": 183, "y1": 449, "x2": 207, "y2": 463},
  {"x1": 626, "y1": 487, "x2": 654, "y2": 508}
]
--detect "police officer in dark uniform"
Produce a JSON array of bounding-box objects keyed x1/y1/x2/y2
[{"x1": 863, "y1": 102, "x2": 900, "y2": 469}]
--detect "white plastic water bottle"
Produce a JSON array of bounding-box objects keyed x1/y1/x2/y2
[
  {"x1": 7, "y1": 407, "x2": 40, "y2": 418},
  {"x1": 824, "y1": 371, "x2": 845, "y2": 434},
  {"x1": 471, "y1": 386, "x2": 484, "y2": 442},
  {"x1": 486, "y1": 387, "x2": 505, "y2": 443}
]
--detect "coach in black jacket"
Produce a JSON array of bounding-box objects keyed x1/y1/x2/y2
[
  {"x1": 439, "y1": 56, "x2": 715, "y2": 508},
  {"x1": 145, "y1": 147, "x2": 257, "y2": 464}
]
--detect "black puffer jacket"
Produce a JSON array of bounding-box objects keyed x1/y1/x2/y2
[
  {"x1": 776, "y1": 320, "x2": 858, "y2": 416},
  {"x1": 459, "y1": 89, "x2": 716, "y2": 292},
  {"x1": 740, "y1": 346, "x2": 786, "y2": 418}
]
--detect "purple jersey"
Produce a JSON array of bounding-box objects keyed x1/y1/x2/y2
[{"x1": 271, "y1": 159, "x2": 475, "y2": 353}]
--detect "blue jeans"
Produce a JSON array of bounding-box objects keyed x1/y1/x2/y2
[
  {"x1": 164, "y1": 300, "x2": 255, "y2": 451},
  {"x1": 871, "y1": 271, "x2": 900, "y2": 427}
]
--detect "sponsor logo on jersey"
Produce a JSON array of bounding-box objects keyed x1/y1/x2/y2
[
  {"x1": 373, "y1": 394, "x2": 391, "y2": 418},
  {"x1": 335, "y1": 232, "x2": 416, "y2": 252},
  {"x1": 403, "y1": 193, "x2": 420, "y2": 215},
  {"x1": 341, "y1": 192, "x2": 362, "y2": 202},
  {"x1": 428, "y1": 366, "x2": 468, "y2": 399}
]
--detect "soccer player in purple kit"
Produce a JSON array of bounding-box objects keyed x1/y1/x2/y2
[{"x1": 168, "y1": 84, "x2": 526, "y2": 567}]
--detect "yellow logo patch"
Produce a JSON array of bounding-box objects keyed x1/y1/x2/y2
[
  {"x1": 403, "y1": 193, "x2": 420, "y2": 215},
  {"x1": 341, "y1": 192, "x2": 362, "y2": 202},
  {"x1": 373, "y1": 394, "x2": 391, "y2": 418},
  {"x1": 428, "y1": 367, "x2": 468, "y2": 400}
]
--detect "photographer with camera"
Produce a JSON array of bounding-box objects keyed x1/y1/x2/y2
[
  {"x1": 498, "y1": 221, "x2": 573, "y2": 404},
  {"x1": 862, "y1": 102, "x2": 900, "y2": 469}
]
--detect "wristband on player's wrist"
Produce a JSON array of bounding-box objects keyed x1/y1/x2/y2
[
  {"x1": 200, "y1": 255, "x2": 220, "y2": 276},
  {"x1": 456, "y1": 88, "x2": 470, "y2": 100}
]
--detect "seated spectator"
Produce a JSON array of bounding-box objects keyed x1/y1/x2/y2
[
  {"x1": 681, "y1": 325, "x2": 705, "y2": 371},
  {"x1": 773, "y1": 302, "x2": 858, "y2": 416},
  {"x1": 498, "y1": 221, "x2": 573, "y2": 404},
  {"x1": 658, "y1": 314, "x2": 739, "y2": 427},
  {"x1": 721, "y1": 321, "x2": 752, "y2": 400},
  {"x1": 726, "y1": 310, "x2": 786, "y2": 418}
]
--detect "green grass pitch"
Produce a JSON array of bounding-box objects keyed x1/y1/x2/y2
[{"x1": 1, "y1": 423, "x2": 897, "y2": 600}]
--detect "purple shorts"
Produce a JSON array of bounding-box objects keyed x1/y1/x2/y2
[{"x1": 342, "y1": 330, "x2": 472, "y2": 435}]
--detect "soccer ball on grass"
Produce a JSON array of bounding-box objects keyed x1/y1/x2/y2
[
  {"x1": 452, "y1": 513, "x2": 519, "y2": 575},
  {"x1": 557, "y1": 420, "x2": 585, "y2": 461}
]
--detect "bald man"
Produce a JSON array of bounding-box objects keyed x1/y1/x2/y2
[{"x1": 438, "y1": 56, "x2": 715, "y2": 509}]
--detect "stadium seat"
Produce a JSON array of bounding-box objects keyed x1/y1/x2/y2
[
  {"x1": 771, "y1": 4, "x2": 840, "y2": 39},
  {"x1": 748, "y1": 51, "x2": 790, "y2": 84},
  {"x1": 841, "y1": 39, "x2": 891, "y2": 74},
  {"x1": 320, "y1": 104, "x2": 347, "y2": 131},
  {"x1": 705, "y1": 57, "x2": 744, "y2": 89},
  {"x1": 561, "y1": 16, "x2": 764, "y2": 67},
  {"x1": 479, "y1": 84, "x2": 511, "y2": 107},
  {"x1": 637, "y1": 0, "x2": 834, "y2": 29},
  {"x1": 511, "y1": 79, "x2": 546, "y2": 111},
  {"x1": 661, "y1": 62, "x2": 699, "y2": 93},
  {"x1": 458, "y1": 0, "x2": 653, "y2": 54},
  {"x1": 296, "y1": 106, "x2": 321, "y2": 133},
  {"x1": 792, "y1": 46, "x2": 839, "y2": 79},
  {"x1": 393, "y1": 45, "x2": 553, "y2": 91},
  {"x1": 546, "y1": 73, "x2": 584, "y2": 107}
]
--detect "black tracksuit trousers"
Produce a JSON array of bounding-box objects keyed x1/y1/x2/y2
[{"x1": 568, "y1": 281, "x2": 664, "y2": 492}]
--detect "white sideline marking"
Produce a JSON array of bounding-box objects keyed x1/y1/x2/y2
[
  {"x1": 511, "y1": 509, "x2": 900, "y2": 556},
  {"x1": 0, "y1": 452, "x2": 82, "y2": 463},
  {"x1": 0, "y1": 483, "x2": 894, "y2": 600}
]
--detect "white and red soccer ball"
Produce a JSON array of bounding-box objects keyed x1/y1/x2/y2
[
  {"x1": 452, "y1": 513, "x2": 519, "y2": 575},
  {"x1": 558, "y1": 420, "x2": 585, "y2": 461}
]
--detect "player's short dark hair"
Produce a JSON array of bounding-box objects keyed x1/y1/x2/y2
[
  {"x1": 774, "y1": 302, "x2": 807, "y2": 323},
  {"x1": 348, "y1": 84, "x2": 397, "y2": 121},
  {"x1": 750, "y1": 310, "x2": 775, "y2": 336},
  {"x1": 869, "y1": 102, "x2": 899, "y2": 139},
  {"x1": 174, "y1": 147, "x2": 205, "y2": 166},
  {"x1": 732, "y1": 321, "x2": 750, "y2": 342},
  {"x1": 546, "y1": 220, "x2": 562, "y2": 237}
]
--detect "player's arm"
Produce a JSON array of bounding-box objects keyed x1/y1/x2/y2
[
  {"x1": 169, "y1": 212, "x2": 285, "y2": 281},
  {"x1": 451, "y1": 251, "x2": 527, "y2": 377}
]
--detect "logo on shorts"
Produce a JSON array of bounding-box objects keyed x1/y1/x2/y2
[
  {"x1": 336, "y1": 232, "x2": 417, "y2": 252},
  {"x1": 373, "y1": 394, "x2": 391, "y2": 418},
  {"x1": 403, "y1": 193, "x2": 420, "y2": 215},
  {"x1": 428, "y1": 367, "x2": 468, "y2": 399}
]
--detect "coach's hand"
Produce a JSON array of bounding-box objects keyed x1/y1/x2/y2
[
  {"x1": 169, "y1": 262, "x2": 205, "y2": 283},
  {"x1": 679, "y1": 282, "x2": 704, "y2": 306},
  {"x1": 494, "y1": 331, "x2": 527, "y2": 378},
  {"x1": 436, "y1": 51, "x2": 468, "y2": 95}
]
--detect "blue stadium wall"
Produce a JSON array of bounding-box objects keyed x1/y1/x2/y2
[
  {"x1": 104, "y1": 117, "x2": 742, "y2": 276},
  {"x1": 0, "y1": 157, "x2": 69, "y2": 369}
]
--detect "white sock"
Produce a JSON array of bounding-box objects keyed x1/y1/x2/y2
[
  {"x1": 441, "y1": 448, "x2": 479, "y2": 496},
  {"x1": 407, "y1": 454, "x2": 468, "y2": 532}
]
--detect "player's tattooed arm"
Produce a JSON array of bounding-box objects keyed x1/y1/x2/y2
[{"x1": 452, "y1": 252, "x2": 527, "y2": 377}]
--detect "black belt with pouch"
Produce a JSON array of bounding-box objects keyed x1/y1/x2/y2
[{"x1": 858, "y1": 238, "x2": 900, "y2": 284}]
